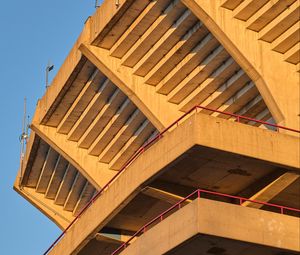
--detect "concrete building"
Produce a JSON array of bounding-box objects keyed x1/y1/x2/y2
[{"x1": 14, "y1": 0, "x2": 300, "y2": 254}]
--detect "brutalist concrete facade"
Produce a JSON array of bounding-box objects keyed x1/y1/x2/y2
[{"x1": 14, "y1": 1, "x2": 300, "y2": 254}]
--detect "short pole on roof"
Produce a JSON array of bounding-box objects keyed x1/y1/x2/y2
[{"x1": 46, "y1": 62, "x2": 54, "y2": 89}]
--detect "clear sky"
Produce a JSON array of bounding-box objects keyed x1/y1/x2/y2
[{"x1": 0, "y1": 1, "x2": 102, "y2": 254}]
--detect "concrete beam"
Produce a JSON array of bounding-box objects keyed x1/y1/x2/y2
[
  {"x1": 94, "y1": 233, "x2": 123, "y2": 244},
  {"x1": 199, "y1": 69, "x2": 250, "y2": 110},
  {"x1": 73, "y1": 182, "x2": 95, "y2": 216},
  {"x1": 132, "y1": 9, "x2": 195, "y2": 76},
  {"x1": 63, "y1": 173, "x2": 86, "y2": 212},
  {"x1": 54, "y1": 164, "x2": 77, "y2": 206},
  {"x1": 25, "y1": 136, "x2": 50, "y2": 188},
  {"x1": 78, "y1": 233, "x2": 122, "y2": 255},
  {"x1": 120, "y1": 198, "x2": 300, "y2": 255},
  {"x1": 30, "y1": 122, "x2": 115, "y2": 190},
  {"x1": 221, "y1": 0, "x2": 244, "y2": 10},
  {"x1": 109, "y1": 0, "x2": 158, "y2": 57},
  {"x1": 211, "y1": 81, "x2": 257, "y2": 117},
  {"x1": 98, "y1": 109, "x2": 145, "y2": 163},
  {"x1": 243, "y1": 172, "x2": 300, "y2": 209},
  {"x1": 246, "y1": 0, "x2": 296, "y2": 32},
  {"x1": 271, "y1": 21, "x2": 300, "y2": 53},
  {"x1": 236, "y1": 95, "x2": 264, "y2": 116},
  {"x1": 88, "y1": 98, "x2": 136, "y2": 156},
  {"x1": 258, "y1": 1, "x2": 299, "y2": 43},
  {"x1": 232, "y1": 0, "x2": 268, "y2": 21},
  {"x1": 155, "y1": 33, "x2": 218, "y2": 94},
  {"x1": 108, "y1": 119, "x2": 154, "y2": 170},
  {"x1": 91, "y1": 0, "x2": 145, "y2": 46},
  {"x1": 18, "y1": 132, "x2": 41, "y2": 187},
  {"x1": 249, "y1": 108, "x2": 272, "y2": 126},
  {"x1": 67, "y1": 78, "x2": 115, "y2": 142},
  {"x1": 181, "y1": 0, "x2": 294, "y2": 130},
  {"x1": 121, "y1": 0, "x2": 184, "y2": 67},
  {"x1": 79, "y1": 43, "x2": 182, "y2": 129},
  {"x1": 141, "y1": 186, "x2": 192, "y2": 205},
  {"x1": 179, "y1": 57, "x2": 239, "y2": 111},
  {"x1": 45, "y1": 156, "x2": 69, "y2": 199},
  {"x1": 167, "y1": 45, "x2": 229, "y2": 103},
  {"x1": 284, "y1": 42, "x2": 300, "y2": 64},
  {"x1": 14, "y1": 178, "x2": 72, "y2": 230},
  {"x1": 56, "y1": 69, "x2": 100, "y2": 134},
  {"x1": 35, "y1": 148, "x2": 59, "y2": 193},
  {"x1": 144, "y1": 21, "x2": 208, "y2": 85},
  {"x1": 77, "y1": 88, "x2": 126, "y2": 149}
]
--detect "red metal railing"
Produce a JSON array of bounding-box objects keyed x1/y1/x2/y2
[
  {"x1": 195, "y1": 105, "x2": 300, "y2": 133},
  {"x1": 111, "y1": 188, "x2": 300, "y2": 255},
  {"x1": 43, "y1": 105, "x2": 300, "y2": 254}
]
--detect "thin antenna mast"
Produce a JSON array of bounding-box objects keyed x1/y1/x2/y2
[{"x1": 19, "y1": 97, "x2": 29, "y2": 188}]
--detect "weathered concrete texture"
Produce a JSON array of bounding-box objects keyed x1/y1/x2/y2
[
  {"x1": 14, "y1": 134, "x2": 72, "y2": 229},
  {"x1": 30, "y1": 124, "x2": 115, "y2": 190},
  {"x1": 35, "y1": 0, "x2": 133, "y2": 125},
  {"x1": 181, "y1": 0, "x2": 300, "y2": 131},
  {"x1": 192, "y1": 114, "x2": 299, "y2": 169},
  {"x1": 14, "y1": 184, "x2": 72, "y2": 230},
  {"x1": 79, "y1": 43, "x2": 181, "y2": 130},
  {"x1": 78, "y1": 234, "x2": 122, "y2": 255},
  {"x1": 13, "y1": 1, "x2": 300, "y2": 254},
  {"x1": 48, "y1": 112, "x2": 299, "y2": 255},
  {"x1": 33, "y1": 0, "x2": 281, "y2": 136},
  {"x1": 14, "y1": 130, "x2": 98, "y2": 228},
  {"x1": 120, "y1": 199, "x2": 300, "y2": 255},
  {"x1": 48, "y1": 105, "x2": 198, "y2": 255},
  {"x1": 90, "y1": 0, "x2": 139, "y2": 45},
  {"x1": 243, "y1": 172, "x2": 300, "y2": 209}
]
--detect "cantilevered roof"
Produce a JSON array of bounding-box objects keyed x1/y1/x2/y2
[{"x1": 16, "y1": 133, "x2": 97, "y2": 228}]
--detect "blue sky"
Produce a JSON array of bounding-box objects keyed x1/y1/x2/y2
[{"x1": 0, "y1": 1, "x2": 101, "y2": 254}]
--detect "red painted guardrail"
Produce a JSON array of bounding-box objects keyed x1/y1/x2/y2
[
  {"x1": 43, "y1": 105, "x2": 300, "y2": 254},
  {"x1": 111, "y1": 188, "x2": 300, "y2": 255}
]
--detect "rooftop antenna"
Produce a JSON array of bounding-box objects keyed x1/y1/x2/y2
[
  {"x1": 19, "y1": 97, "x2": 30, "y2": 188},
  {"x1": 46, "y1": 61, "x2": 54, "y2": 89}
]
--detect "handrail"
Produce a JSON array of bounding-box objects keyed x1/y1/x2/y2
[
  {"x1": 43, "y1": 105, "x2": 300, "y2": 254},
  {"x1": 111, "y1": 188, "x2": 300, "y2": 255},
  {"x1": 195, "y1": 105, "x2": 300, "y2": 133}
]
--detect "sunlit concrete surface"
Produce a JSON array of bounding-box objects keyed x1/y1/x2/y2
[{"x1": 14, "y1": 0, "x2": 300, "y2": 254}]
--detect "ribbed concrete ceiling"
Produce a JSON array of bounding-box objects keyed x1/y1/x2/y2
[
  {"x1": 92, "y1": 0, "x2": 274, "y2": 125},
  {"x1": 36, "y1": 0, "x2": 284, "y2": 179},
  {"x1": 22, "y1": 136, "x2": 96, "y2": 217},
  {"x1": 221, "y1": 0, "x2": 300, "y2": 66},
  {"x1": 15, "y1": 1, "x2": 299, "y2": 249},
  {"x1": 42, "y1": 66, "x2": 157, "y2": 170}
]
